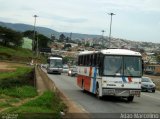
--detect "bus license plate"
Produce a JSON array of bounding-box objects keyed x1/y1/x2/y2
[
  {"x1": 130, "y1": 90, "x2": 140, "y2": 96},
  {"x1": 107, "y1": 89, "x2": 115, "y2": 95}
]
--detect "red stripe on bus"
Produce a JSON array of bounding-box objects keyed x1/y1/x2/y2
[
  {"x1": 77, "y1": 75, "x2": 91, "y2": 91},
  {"x1": 128, "y1": 77, "x2": 132, "y2": 82}
]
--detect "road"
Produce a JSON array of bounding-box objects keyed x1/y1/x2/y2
[{"x1": 44, "y1": 70, "x2": 160, "y2": 118}]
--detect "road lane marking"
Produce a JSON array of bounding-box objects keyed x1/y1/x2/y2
[{"x1": 142, "y1": 93, "x2": 160, "y2": 100}]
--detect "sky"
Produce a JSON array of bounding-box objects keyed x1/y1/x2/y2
[{"x1": 0, "y1": 0, "x2": 160, "y2": 43}]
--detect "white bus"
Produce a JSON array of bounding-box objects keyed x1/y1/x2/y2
[
  {"x1": 47, "y1": 55, "x2": 63, "y2": 74},
  {"x1": 77, "y1": 49, "x2": 143, "y2": 102}
]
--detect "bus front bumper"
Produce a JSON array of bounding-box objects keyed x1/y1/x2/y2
[{"x1": 102, "y1": 88, "x2": 141, "y2": 97}]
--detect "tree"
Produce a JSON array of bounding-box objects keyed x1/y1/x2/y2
[
  {"x1": 0, "y1": 26, "x2": 23, "y2": 47},
  {"x1": 23, "y1": 30, "x2": 34, "y2": 39},
  {"x1": 59, "y1": 34, "x2": 65, "y2": 42},
  {"x1": 37, "y1": 34, "x2": 50, "y2": 50},
  {"x1": 23, "y1": 30, "x2": 51, "y2": 51}
]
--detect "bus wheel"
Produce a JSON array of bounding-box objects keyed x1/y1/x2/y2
[
  {"x1": 127, "y1": 96, "x2": 134, "y2": 102},
  {"x1": 96, "y1": 85, "x2": 102, "y2": 99},
  {"x1": 82, "y1": 80, "x2": 85, "y2": 93}
]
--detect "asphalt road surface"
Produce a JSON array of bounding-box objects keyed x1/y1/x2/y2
[{"x1": 44, "y1": 70, "x2": 160, "y2": 118}]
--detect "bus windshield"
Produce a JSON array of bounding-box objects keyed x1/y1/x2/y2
[
  {"x1": 49, "y1": 59, "x2": 63, "y2": 68},
  {"x1": 103, "y1": 56, "x2": 142, "y2": 77}
]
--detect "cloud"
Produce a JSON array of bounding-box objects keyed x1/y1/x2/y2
[
  {"x1": 95, "y1": 0, "x2": 160, "y2": 12},
  {"x1": 0, "y1": 0, "x2": 160, "y2": 42},
  {"x1": 41, "y1": 13, "x2": 88, "y2": 24}
]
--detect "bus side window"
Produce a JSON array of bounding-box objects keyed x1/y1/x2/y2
[
  {"x1": 86, "y1": 55, "x2": 89, "y2": 66},
  {"x1": 89, "y1": 55, "x2": 91, "y2": 66},
  {"x1": 94, "y1": 54, "x2": 97, "y2": 66},
  {"x1": 98, "y1": 54, "x2": 103, "y2": 76},
  {"x1": 90, "y1": 55, "x2": 93, "y2": 66},
  {"x1": 84, "y1": 55, "x2": 86, "y2": 66},
  {"x1": 92, "y1": 54, "x2": 95, "y2": 66},
  {"x1": 82, "y1": 56, "x2": 84, "y2": 66},
  {"x1": 97, "y1": 54, "x2": 100, "y2": 67}
]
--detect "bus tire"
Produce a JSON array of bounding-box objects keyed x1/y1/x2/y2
[
  {"x1": 127, "y1": 96, "x2": 134, "y2": 102},
  {"x1": 82, "y1": 80, "x2": 85, "y2": 93},
  {"x1": 96, "y1": 84, "x2": 102, "y2": 99}
]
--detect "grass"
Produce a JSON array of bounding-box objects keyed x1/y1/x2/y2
[
  {"x1": 0, "y1": 45, "x2": 33, "y2": 58},
  {"x1": 0, "y1": 102, "x2": 11, "y2": 108},
  {"x1": 6, "y1": 98, "x2": 21, "y2": 103},
  {"x1": 0, "y1": 86, "x2": 37, "y2": 109},
  {"x1": 0, "y1": 66, "x2": 33, "y2": 79},
  {"x1": 0, "y1": 45, "x2": 47, "y2": 63},
  {"x1": 21, "y1": 91, "x2": 66, "y2": 113},
  {"x1": 0, "y1": 66, "x2": 34, "y2": 89},
  {"x1": 0, "y1": 86, "x2": 37, "y2": 99},
  {"x1": 4, "y1": 91, "x2": 67, "y2": 119}
]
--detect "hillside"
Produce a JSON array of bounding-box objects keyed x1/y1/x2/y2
[
  {"x1": 1, "y1": 21, "x2": 160, "y2": 52},
  {"x1": 0, "y1": 45, "x2": 46, "y2": 63},
  {"x1": 0, "y1": 21, "x2": 100, "y2": 40}
]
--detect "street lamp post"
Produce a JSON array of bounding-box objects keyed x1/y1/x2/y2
[
  {"x1": 33, "y1": 15, "x2": 38, "y2": 51},
  {"x1": 36, "y1": 32, "x2": 39, "y2": 57},
  {"x1": 108, "y1": 12, "x2": 115, "y2": 48}
]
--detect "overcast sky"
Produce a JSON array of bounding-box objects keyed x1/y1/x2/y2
[{"x1": 0, "y1": 0, "x2": 160, "y2": 43}]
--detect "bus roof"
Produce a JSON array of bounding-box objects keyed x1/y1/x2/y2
[{"x1": 78, "y1": 49, "x2": 141, "y2": 56}]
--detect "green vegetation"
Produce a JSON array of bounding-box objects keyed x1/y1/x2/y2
[
  {"x1": 0, "y1": 66, "x2": 32, "y2": 79},
  {"x1": 0, "y1": 26, "x2": 23, "y2": 47},
  {"x1": 0, "y1": 65, "x2": 66, "y2": 118},
  {"x1": 0, "y1": 45, "x2": 47, "y2": 63},
  {"x1": 0, "y1": 45, "x2": 33, "y2": 61},
  {"x1": 23, "y1": 30, "x2": 51, "y2": 51},
  {"x1": 0, "y1": 66, "x2": 34, "y2": 89},
  {"x1": 0, "y1": 102, "x2": 11, "y2": 108},
  {"x1": 0, "y1": 86, "x2": 37, "y2": 99},
  {"x1": 0, "y1": 26, "x2": 52, "y2": 51},
  {"x1": 3, "y1": 91, "x2": 66, "y2": 119}
]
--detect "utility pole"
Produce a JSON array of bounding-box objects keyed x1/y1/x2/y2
[
  {"x1": 36, "y1": 33, "x2": 39, "y2": 58},
  {"x1": 108, "y1": 12, "x2": 115, "y2": 48},
  {"x1": 33, "y1": 15, "x2": 38, "y2": 51}
]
